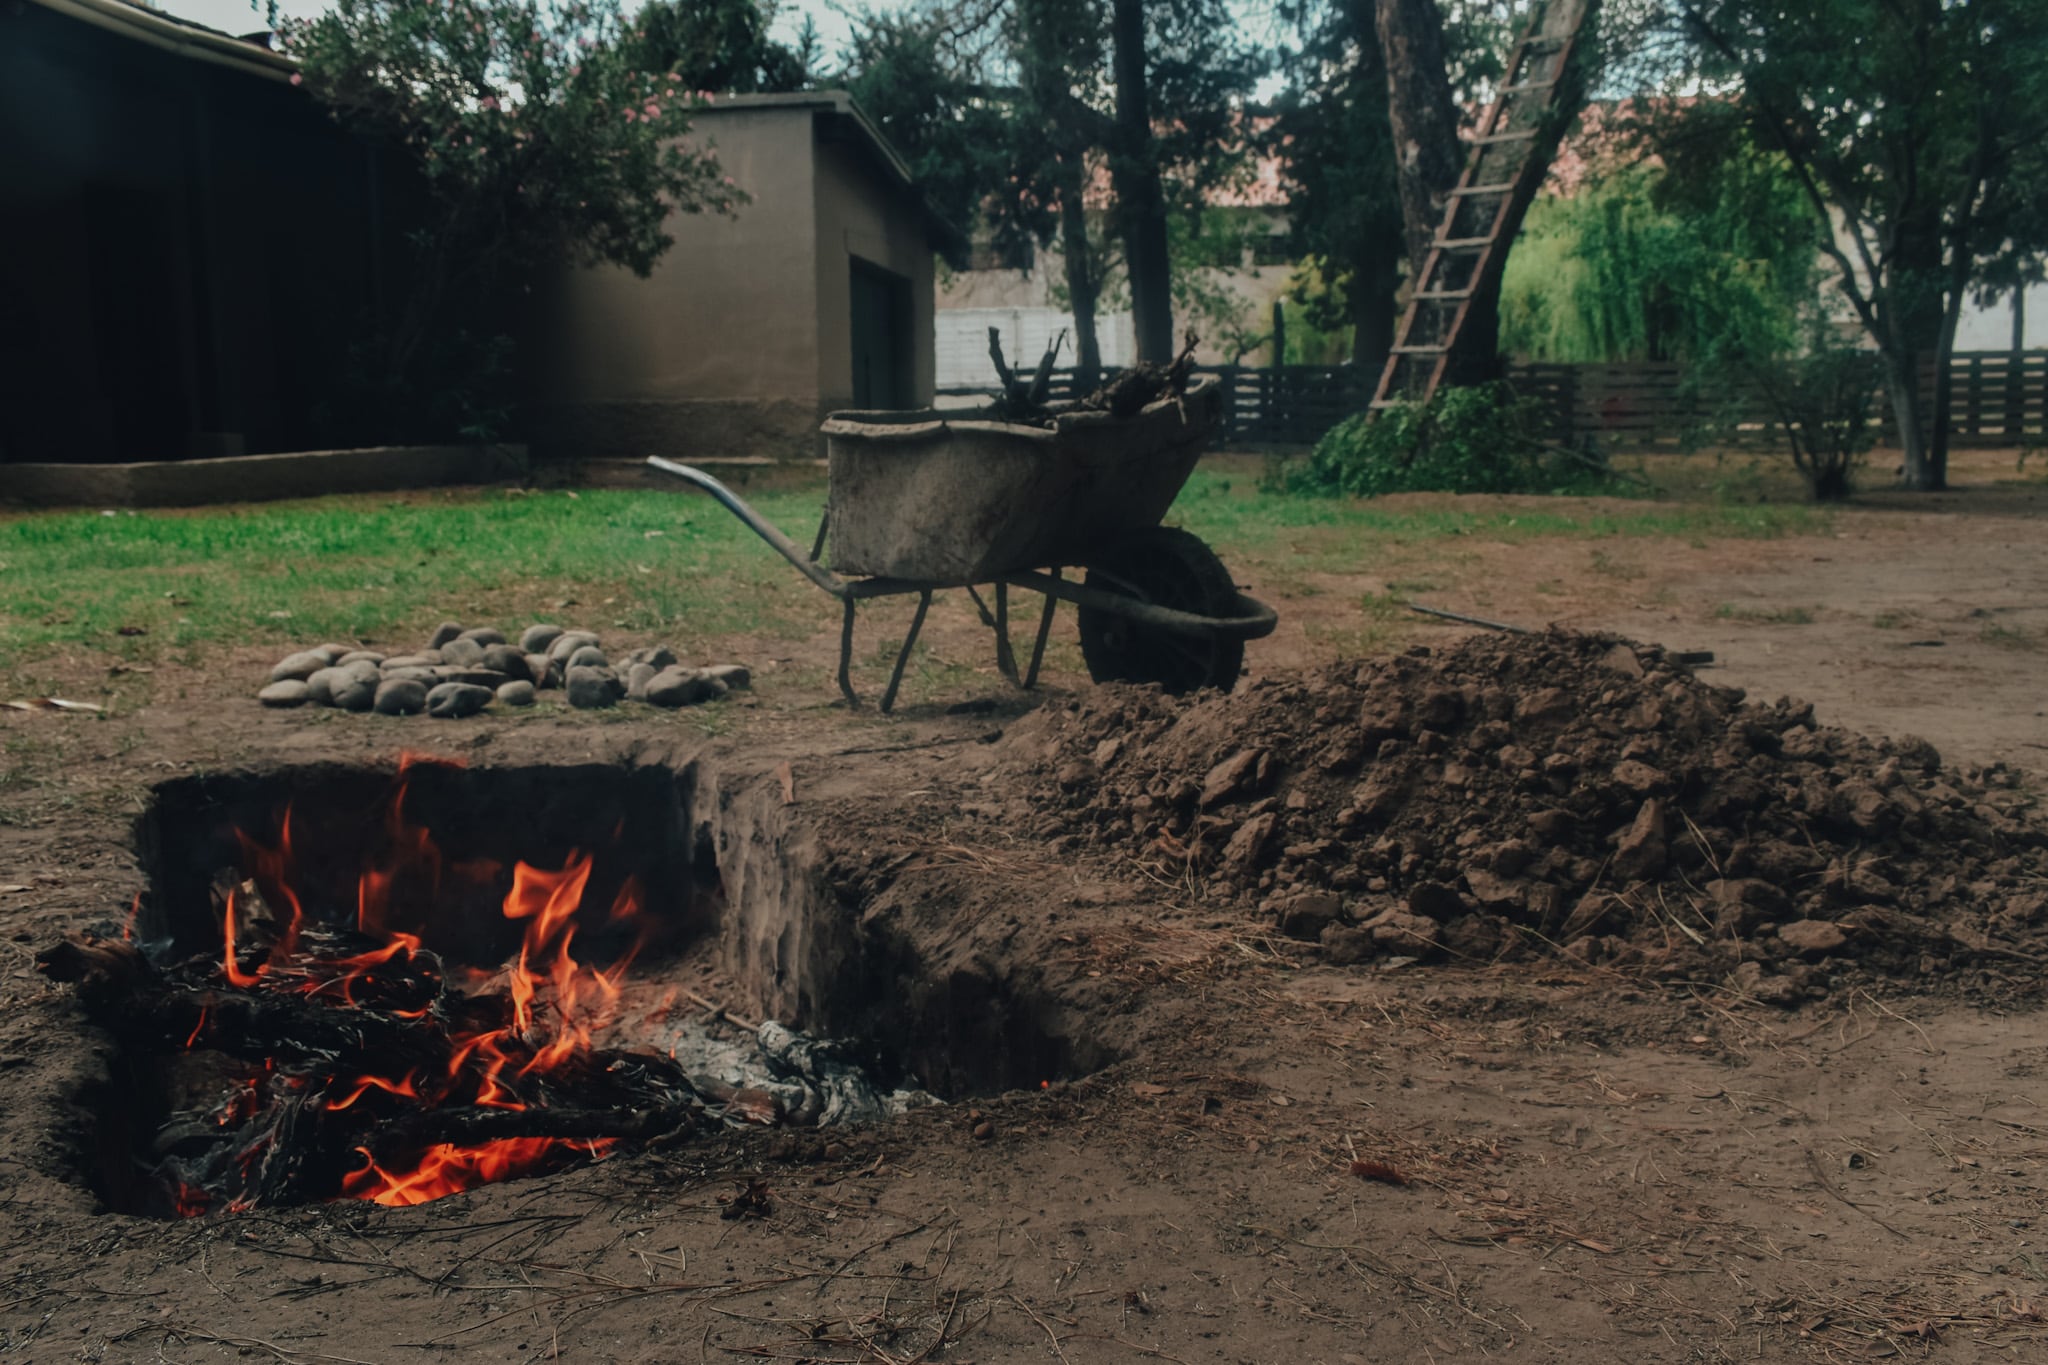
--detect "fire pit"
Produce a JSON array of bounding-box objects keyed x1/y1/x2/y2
[{"x1": 39, "y1": 753, "x2": 917, "y2": 1217}]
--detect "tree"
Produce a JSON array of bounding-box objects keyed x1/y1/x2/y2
[
  {"x1": 277, "y1": 0, "x2": 732, "y2": 440},
  {"x1": 629, "y1": 0, "x2": 817, "y2": 93},
  {"x1": 839, "y1": 0, "x2": 1262, "y2": 384},
  {"x1": 1658, "y1": 0, "x2": 2048, "y2": 490}
]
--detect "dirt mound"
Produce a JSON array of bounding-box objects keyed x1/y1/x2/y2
[{"x1": 1006, "y1": 632, "x2": 2047, "y2": 1003}]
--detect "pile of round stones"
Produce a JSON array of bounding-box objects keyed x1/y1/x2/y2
[{"x1": 255, "y1": 622, "x2": 750, "y2": 718}]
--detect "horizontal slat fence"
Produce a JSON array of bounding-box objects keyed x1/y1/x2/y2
[{"x1": 934, "y1": 350, "x2": 2048, "y2": 452}]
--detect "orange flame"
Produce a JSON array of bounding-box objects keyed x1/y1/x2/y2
[{"x1": 341, "y1": 1137, "x2": 614, "y2": 1207}]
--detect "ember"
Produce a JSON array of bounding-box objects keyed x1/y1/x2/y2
[{"x1": 42, "y1": 756, "x2": 712, "y2": 1216}]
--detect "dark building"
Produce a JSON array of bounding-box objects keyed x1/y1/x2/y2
[{"x1": 0, "y1": 0, "x2": 392, "y2": 463}]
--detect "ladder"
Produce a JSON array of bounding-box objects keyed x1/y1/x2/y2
[{"x1": 1370, "y1": 0, "x2": 1591, "y2": 413}]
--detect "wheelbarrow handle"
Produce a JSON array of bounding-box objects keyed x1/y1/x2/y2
[{"x1": 646, "y1": 457, "x2": 848, "y2": 599}]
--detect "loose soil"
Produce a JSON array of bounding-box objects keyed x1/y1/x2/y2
[{"x1": 2, "y1": 454, "x2": 2046, "y2": 1364}]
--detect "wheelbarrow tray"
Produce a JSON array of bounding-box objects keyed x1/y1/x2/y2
[{"x1": 817, "y1": 376, "x2": 1222, "y2": 585}]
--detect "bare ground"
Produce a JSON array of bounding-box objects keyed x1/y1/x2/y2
[{"x1": 2, "y1": 453, "x2": 2046, "y2": 1364}]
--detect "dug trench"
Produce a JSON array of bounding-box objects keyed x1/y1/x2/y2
[
  {"x1": 27, "y1": 747, "x2": 1119, "y2": 1220},
  {"x1": 4, "y1": 635, "x2": 2048, "y2": 1361}
]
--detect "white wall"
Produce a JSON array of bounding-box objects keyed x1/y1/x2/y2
[
  {"x1": 1955, "y1": 281, "x2": 2048, "y2": 352},
  {"x1": 935, "y1": 307, "x2": 1136, "y2": 387}
]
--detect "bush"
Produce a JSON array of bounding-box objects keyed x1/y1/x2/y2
[{"x1": 1276, "y1": 382, "x2": 1609, "y2": 497}]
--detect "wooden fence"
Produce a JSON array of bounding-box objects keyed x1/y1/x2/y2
[{"x1": 935, "y1": 349, "x2": 2048, "y2": 451}]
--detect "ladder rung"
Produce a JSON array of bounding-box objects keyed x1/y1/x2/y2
[
  {"x1": 1449, "y1": 183, "x2": 1516, "y2": 197},
  {"x1": 1414, "y1": 288, "x2": 1474, "y2": 301},
  {"x1": 1434, "y1": 237, "x2": 1494, "y2": 250},
  {"x1": 1390, "y1": 344, "x2": 1446, "y2": 356},
  {"x1": 1499, "y1": 80, "x2": 1556, "y2": 95},
  {"x1": 1472, "y1": 129, "x2": 1539, "y2": 144}
]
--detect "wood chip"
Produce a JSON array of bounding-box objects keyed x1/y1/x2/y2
[{"x1": 1574, "y1": 1238, "x2": 1617, "y2": 1254}]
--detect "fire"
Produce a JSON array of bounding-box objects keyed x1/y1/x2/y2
[
  {"x1": 191, "y1": 759, "x2": 657, "y2": 1213},
  {"x1": 342, "y1": 1137, "x2": 615, "y2": 1207}
]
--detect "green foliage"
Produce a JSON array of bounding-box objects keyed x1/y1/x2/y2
[
  {"x1": 276, "y1": 0, "x2": 732, "y2": 440},
  {"x1": 1277, "y1": 383, "x2": 1605, "y2": 497},
  {"x1": 1500, "y1": 156, "x2": 1817, "y2": 364},
  {"x1": 629, "y1": 0, "x2": 816, "y2": 93}
]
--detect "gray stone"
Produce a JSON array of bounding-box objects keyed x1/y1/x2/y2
[
  {"x1": 702, "y1": 663, "x2": 751, "y2": 691},
  {"x1": 645, "y1": 666, "x2": 724, "y2": 708},
  {"x1": 548, "y1": 630, "x2": 601, "y2": 662},
  {"x1": 380, "y1": 654, "x2": 438, "y2": 671},
  {"x1": 305, "y1": 667, "x2": 344, "y2": 705},
  {"x1": 626, "y1": 662, "x2": 657, "y2": 701},
  {"x1": 481, "y1": 644, "x2": 530, "y2": 680},
  {"x1": 525, "y1": 654, "x2": 560, "y2": 689},
  {"x1": 313, "y1": 643, "x2": 351, "y2": 665},
  {"x1": 269, "y1": 650, "x2": 328, "y2": 683},
  {"x1": 440, "y1": 636, "x2": 486, "y2": 666},
  {"x1": 331, "y1": 675, "x2": 376, "y2": 712},
  {"x1": 426, "y1": 681, "x2": 493, "y2": 719},
  {"x1": 496, "y1": 680, "x2": 536, "y2": 707},
  {"x1": 381, "y1": 666, "x2": 439, "y2": 686},
  {"x1": 626, "y1": 644, "x2": 678, "y2": 670},
  {"x1": 336, "y1": 650, "x2": 386, "y2": 667},
  {"x1": 373, "y1": 678, "x2": 428, "y2": 716},
  {"x1": 436, "y1": 668, "x2": 510, "y2": 689},
  {"x1": 258, "y1": 679, "x2": 311, "y2": 708},
  {"x1": 428, "y1": 622, "x2": 465, "y2": 649},
  {"x1": 567, "y1": 645, "x2": 608, "y2": 669},
  {"x1": 457, "y1": 626, "x2": 505, "y2": 646},
  {"x1": 566, "y1": 665, "x2": 625, "y2": 710},
  {"x1": 519, "y1": 623, "x2": 565, "y2": 653}
]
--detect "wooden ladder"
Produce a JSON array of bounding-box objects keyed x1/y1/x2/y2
[{"x1": 1370, "y1": 0, "x2": 1591, "y2": 413}]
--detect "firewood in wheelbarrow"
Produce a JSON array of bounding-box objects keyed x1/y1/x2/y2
[
  {"x1": 1075, "y1": 329, "x2": 1200, "y2": 419},
  {"x1": 985, "y1": 326, "x2": 1068, "y2": 421}
]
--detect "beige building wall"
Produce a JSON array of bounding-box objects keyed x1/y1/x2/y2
[{"x1": 527, "y1": 95, "x2": 936, "y2": 461}]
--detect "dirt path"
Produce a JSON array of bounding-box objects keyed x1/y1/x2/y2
[{"x1": 3, "y1": 457, "x2": 2046, "y2": 1363}]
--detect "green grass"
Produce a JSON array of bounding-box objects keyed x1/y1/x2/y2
[
  {"x1": 0, "y1": 484, "x2": 834, "y2": 665},
  {"x1": 0, "y1": 465, "x2": 1835, "y2": 693}
]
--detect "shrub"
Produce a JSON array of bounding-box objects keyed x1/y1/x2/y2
[{"x1": 1277, "y1": 382, "x2": 1608, "y2": 497}]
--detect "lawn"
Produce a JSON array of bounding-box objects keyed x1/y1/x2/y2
[{"x1": 0, "y1": 464, "x2": 1831, "y2": 704}]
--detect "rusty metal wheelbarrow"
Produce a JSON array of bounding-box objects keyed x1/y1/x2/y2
[{"x1": 647, "y1": 376, "x2": 1277, "y2": 712}]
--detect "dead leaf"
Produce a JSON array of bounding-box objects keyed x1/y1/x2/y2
[
  {"x1": 1350, "y1": 1160, "x2": 1408, "y2": 1186},
  {"x1": 1574, "y1": 1238, "x2": 1617, "y2": 1255},
  {"x1": 0, "y1": 885, "x2": 27, "y2": 895},
  {"x1": 1130, "y1": 1082, "x2": 1171, "y2": 1097},
  {"x1": 1268, "y1": 1093, "x2": 1292, "y2": 1107},
  {"x1": 775, "y1": 760, "x2": 795, "y2": 805}
]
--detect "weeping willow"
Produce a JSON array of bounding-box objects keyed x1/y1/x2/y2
[{"x1": 1500, "y1": 154, "x2": 1818, "y2": 364}]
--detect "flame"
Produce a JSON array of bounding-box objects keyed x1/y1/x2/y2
[
  {"x1": 341, "y1": 1137, "x2": 614, "y2": 1207},
  {"x1": 185, "y1": 772, "x2": 659, "y2": 1214},
  {"x1": 221, "y1": 887, "x2": 266, "y2": 989}
]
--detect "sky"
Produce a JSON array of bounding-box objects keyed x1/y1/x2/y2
[{"x1": 150, "y1": 0, "x2": 884, "y2": 65}]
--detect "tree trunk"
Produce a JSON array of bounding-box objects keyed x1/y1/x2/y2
[
  {"x1": 2014, "y1": 286, "x2": 2027, "y2": 353},
  {"x1": 1350, "y1": 244, "x2": 1399, "y2": 375},
  {"x1": 1372, "y1": 0, "x2": 1463, "y2": 276},
  {"x1": 1110, "y1": 0, "x2": 1174, "y2": 363},
  {"x1": 1059, "y1": 177, "x2": 1104, "y2": 392},
  {"x1": 1882, "y1": 349, "x2": 1934, "y2": 491}
]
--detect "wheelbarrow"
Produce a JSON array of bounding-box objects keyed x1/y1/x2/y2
[{"x1": 646, "y1": 375, "x2": 1278, "y2": 712}]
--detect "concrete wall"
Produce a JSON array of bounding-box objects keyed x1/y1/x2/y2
[
  {"x1": 812, "y1": 132, "x2": 935, "y2": 413},
  {"x1": 525, "y1": 106, "x2": 824, "y2": 461},
  {"x1": 528, "y1": 99, "x2": 936, "y2": 461}
]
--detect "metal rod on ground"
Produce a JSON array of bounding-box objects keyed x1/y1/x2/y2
[
  {"x1": 1025, "y1": 569, "x2": 1060, "y2": 689},
  {"x1": 1405, "y1": 602, "x2": 1533, "y2": 634},
  {"x1": 880, "y1": 589, "x2": 934, "y2": 714}
]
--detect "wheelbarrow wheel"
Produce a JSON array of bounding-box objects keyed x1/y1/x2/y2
[{"x1": 1078, "y1": 527, "x2": 1245, "y2": 694}]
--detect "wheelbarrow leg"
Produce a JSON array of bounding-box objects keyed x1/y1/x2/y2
[
  {"x1": 879, "y1": 589, "x2": 933, "y2": 715},
  {"x1": 1024, "y1": 568, "x2": 1060, "y2": 690},
  {"x1": 992, "y1": 582, "x2": 1021, "y2": 686},
  {"x1": 838, "y1": 596, "x2": 860, "y2": 709}
]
